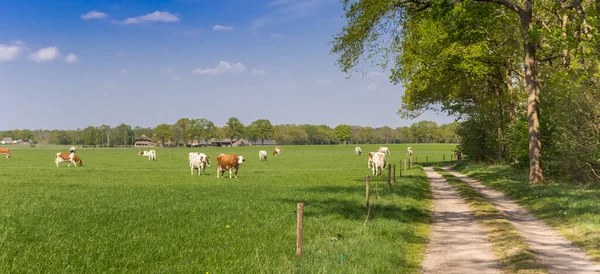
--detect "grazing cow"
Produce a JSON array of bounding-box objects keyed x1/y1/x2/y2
[
  {"x1": 190, "y1": 153, "x2": 211, "y2": 175},
  {"x1": 259, "y1": 150, "x2": 268, "y2": 161},
  {"x1": 189, "y1": 152, "x2": 210, "y2": 175},
  {"x1": 139, "y1": 150, "x2": 156, "y2": 161},
  {"x1": 367, "y1": 152, "x2": 376, "y2": 168},
  {"x1": 371, "y1": 152, "x2": 387, "y2": 176},
  {"x1": 0, "y1": 148, "x2": 10, "y2": 158},
  {"x1": 55, "y1": 152, "x2": 83, "y2": 167},
  {"x1": 355, "y1": 146, "x2": 362, "y2": 156},
  {"x1": 216, "y1": 154, "x2": 245, "y2": 178},
  {"x1": 407, "y1": 147, "x2": 413, "y2": 156},
  {"x1": 69, "y1": 146, "x2": 76, "y2": 153},
  {"x1": 273, "y1": 146, "x2": 281, "y2": 156},
  {"x1": 378, "y1": 147, "x2": 391, "y2": 155}
]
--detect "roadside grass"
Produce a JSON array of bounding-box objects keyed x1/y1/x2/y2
[
  {"x1": 0, "y1": 144, "x2": 449, "y2": 273},
  {"x1": 434, "y1": 168, "x2": 546, "y2": 274},
  {"x1": 454, "y1": 162, "x2": 600, "y2": 263}
]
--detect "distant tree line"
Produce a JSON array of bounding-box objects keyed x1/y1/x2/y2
[{"x1": 0, "y1": 118, "x2": 458, "y2": 146}]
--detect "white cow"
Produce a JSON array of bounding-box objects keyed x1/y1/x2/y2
[
  {"x1": 259, "y1": 150, "x2": 268, "y2": 161},
  {"x1": 69, "y1": 146, "x2": 76, "y2": 153},
  {"x1": 378, "y1": 147, "x2": 391, "y2": 155},
  {"x1": 139, "y1": 150, "x2": 156, "y2": 161},
  {"x1": 190, "y1": 153, "x2": 210, "y2": 175},
  {"x1": 371, "y1": 152, "x2": 387, "y2": 176},
  {"x1": 407, "y1": 147, "x2": 413, "y2": 156},
  {"x1": 355, "y1": 146, "x2": 362, "y2": 156}
]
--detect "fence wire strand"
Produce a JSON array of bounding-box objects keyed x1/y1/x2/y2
[{"x1": 157, "y1": 189, "x2": 347, "y2": 273}]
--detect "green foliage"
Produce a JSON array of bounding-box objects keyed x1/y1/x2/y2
[
  {"x1": 334, "y1": 124, "x2": 352, "y2": 144},
  {"x1": 247, "y1": 119, "x2": 274, "y2": 145},
  {"x1": 153, "y1": 124, "x2": 172, "y2": 145},
  {"x1": 224, "y1": 117, "x2": 245, "y2": 141}
]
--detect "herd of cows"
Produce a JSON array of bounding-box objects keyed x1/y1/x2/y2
[{"x1": 0, "y1": 145, "x2": 413, "y2": 178}]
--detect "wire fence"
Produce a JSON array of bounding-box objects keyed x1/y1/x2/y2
[{"x1": 156, "y1": 189, "x2": 348, "y2": 273}]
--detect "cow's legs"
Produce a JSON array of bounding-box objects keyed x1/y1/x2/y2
[{"x1": 229, "y1": 169, "x2": 232, "y2": 178}]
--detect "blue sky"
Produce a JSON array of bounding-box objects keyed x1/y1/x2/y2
[{"x1": 0, "y1": 0, "x2": 454, "y2": 130}]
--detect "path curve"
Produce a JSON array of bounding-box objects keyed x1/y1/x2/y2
[
  {"x1": 443, "y1": 167, "x2": 600, "y2": 274},
  {"x1": 421, "y1": 167, "x2": 500, "y2": 274}
]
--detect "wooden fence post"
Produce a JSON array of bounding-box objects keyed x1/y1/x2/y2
[
  {"x1": 365, "y1": 176, "x2": 370, "y2": 208},
  {"x1": 296, "y1": 203, "x2": 304, "y2": 257},
  {"x1": 393, "y1": 164, "x2": 396, "y2": 184},
  {"x1": 426, "y1": 156, "x2": 428, "y2": 163},
  {"x1": 415, "y1": 156, "x2": 418, "y2": 164},
  {"x1": 404, "y1": 159, "x2": 407, "y2": 174},
  {"x1": 443, "y1": 154, "x2": 445, "y2": 162}
]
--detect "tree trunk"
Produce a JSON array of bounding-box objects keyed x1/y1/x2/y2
[
  {"x1": 505, "y1": 59, "x2": 516, "y2": 123},
  {"x1": 521, "y1": 5, "x2": 544, "y2": 183}
]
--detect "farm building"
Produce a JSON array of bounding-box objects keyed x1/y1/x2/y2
[
  {"x1": 232, "y1": 139, "x2": 251, "y2": 147},
  {"x1": 1, "y1": 137, "x2": 17, "y2": 144},
  {"x1": 133, "y1": 134, "x2": 154, "y2": 147}
]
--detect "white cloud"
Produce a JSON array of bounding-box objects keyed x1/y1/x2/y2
[
  {"x1": 314, "y1": 77, "x2": 332, "y2": 85},
  {"x1": 252, "y1": 0, "x2": 333, "y2": 29},
  {"x1": 65, "y1": 53, "x2": 78, "y2": 63},
  {"x1": 193, "y1": 61, "x2": 246, "y2": 75},
  {"x1": 251, "y1": 68, "x2": 266, "y2": 76},
  {"x1": 160, "y1": 66, "x2": 175, "y2": 75},
  {"x1": 0, "y1": 41, "x2": 26, "y2": 62},
  {"x1": 267, "y1": 0, "x2": 292, "y2": 6},
  {"x1": 123, "y1": 11, "x2": 179, "y2": 24},
  {"x1": 366, "y1": 83, "x2": 378, "y2": 91},
  {"x1": 29, "y1": 47, "x2": 60, "y2": 63},
  {"x1": 213, "y1": 25, "x2": 234, "y2": 31},
  {"x1": 262, "y1": 80, "x2": 296, "y2": 89},
  {"x1": 366, "y1": 71, "x2": 385, "y2": 78},
  {"x1": 81, "y1": 11, "x2": 108, "y2": 20}
]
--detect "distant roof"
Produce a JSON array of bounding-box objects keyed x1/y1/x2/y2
[
  {"x1": 2, "y1": 137, "x2": 13, "y2": 142},
  {"x1": 134, "y1": 134, "x2": 152, "y2": 142}
]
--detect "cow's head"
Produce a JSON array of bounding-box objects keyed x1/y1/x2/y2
[
  {"x1": 138, "y1": 151, "x2": 144, "y2": 155},
  {"x1": 237, "y1": 156, "x2": 245, "y2": 164},
  {"x1": 205, "y1": 156, "x2": 211, "y2": 166},
  {"x1": 74, "y1": 156, "x2": 83, "y2": 166}
]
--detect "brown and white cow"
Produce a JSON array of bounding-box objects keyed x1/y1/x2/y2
[
  {"x1": 139, "y1": 150, "x2": 156, "y2": 161},
  {"x1": 0, "y1": 148, "x2": 10, "y2": 158},
  {"x1": 371, "y1": 152, "x2": 387, "y2": 176},
  {"x1": 378, "y1": 147, "x2": 391, "y2": 155},
  {"x1": 407, "y1": 147, "x2": 413, "y2": 156},
  {"x1": 216, "y1": 153, "x2": 245, "y2": 178},
  {"x1": 189, "y1": 152, "x2": 210, "y2": 175},
  {"x1": 273, "y1": 146, "x2": 281, "y2": 156},
  {"x1": 56, "y1": 152, "x2": 83, "y2": 167},
  {"x1": 367, "y1": 152, "x2": 377, "y2": 169}
]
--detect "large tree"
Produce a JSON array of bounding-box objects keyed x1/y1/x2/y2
[
  {"x1": 248, "y1": 119, "x2": 275, "y2": 145},
  {"x1": 334, "y1": 124, "x2": 352, "y2": 144},
  {"x1": 224, "y1": 117, "x2": 245, "y2": 142},
  {"x1": 331, "y1": 0, "x2": 598, "y2": 183},
  {"x1": 154, "y1": 124, "x2": 172, "y2": 146}
]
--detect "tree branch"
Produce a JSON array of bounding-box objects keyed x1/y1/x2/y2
[
  {"x1": 538, "y1": 53, "x2": 564, "y2": 62},
  {"x1": 474, "y1": 0, "x2": 523, "y2": 14}
]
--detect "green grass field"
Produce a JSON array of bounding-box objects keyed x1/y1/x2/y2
[{"x1": 0, "y1": 144, "x2": 456, "y2": 273}]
